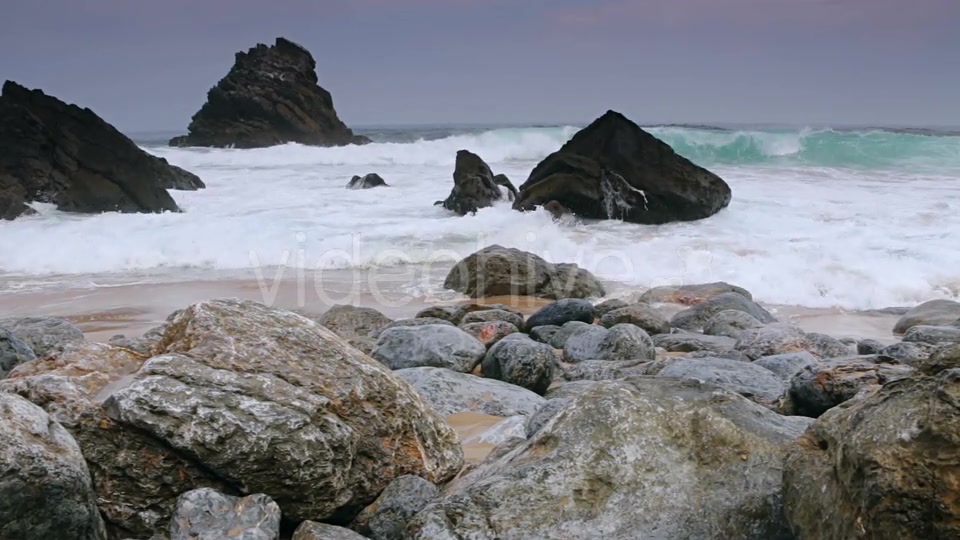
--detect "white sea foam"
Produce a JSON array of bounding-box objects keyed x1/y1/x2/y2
[{"x1": 1, "y1": 126, "x2": 959, "y2": 309}]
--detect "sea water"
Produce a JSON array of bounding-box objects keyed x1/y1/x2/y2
[{"x1": 1, "y1": 124, "x2": 958, "y2": 310}]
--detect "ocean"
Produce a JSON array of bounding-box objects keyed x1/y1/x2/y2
[{"x1": 1, "y1": 124, "x2": 959, "y2": 314}]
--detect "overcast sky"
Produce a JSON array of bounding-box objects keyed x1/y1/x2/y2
[{"x1": 2, "y1": 0, "x2": 958, "y2": 132}]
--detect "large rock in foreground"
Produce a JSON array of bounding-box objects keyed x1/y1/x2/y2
[
  {"x1": 783, "y1": 363, "x2": 960, "y2": 539},
  {"x1": 0, "y1": 392, "x2": 106, "y2": 540},
  {"x1": 0, "y1": 81, "x2": 203, "y2": 218},
  {"x1": 444, "y1": 245, "x2": 605, "y2": 299},
  {"x1": 407, "y1": 377, "x2": 811, "y2": 539},
  {"x1": 439, "y1": 150, "x2": 516, "y2": 215},
  {"x1": 170, "y1": 37, "x2": 368, "y2": 148},
  {"x1": 513, "y1": 110, "x2": 732, "y2": 224}
]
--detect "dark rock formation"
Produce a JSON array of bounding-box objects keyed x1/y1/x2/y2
[
  {"x1": 0, "y1": 81, "x2": 203, "y2": 218},
  {"x1": 347, "y1": 173, "x2": 389, "y2": 189},
  {"x1": 170, "y1": 38, "x2": 369, "y2": 148},
  {"x1": 513, "y1": 110, "x2": 732, "y2": 224},
  {"x1": 439, "y1": 150, "x2": 512, "y2": 215}
]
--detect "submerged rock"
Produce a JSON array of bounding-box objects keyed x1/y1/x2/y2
[
  {"x1": 170, "y1": 38, "x2": 368, "y2": 148},
  {"x1": 407, "y1": 377, "x2": 811, "y2": 540},
  {"x1": 168, "y1": 489, "x2": 280, "y2": 540},
  {"x1": 893, "y1": 299, "x2": 960, "y2": 334},
  {"x1": 439, "y1": 150, "x2": 508, "y2": 215},
  {"x1": 444, "y1": 245, "x2": 605, "y2": 299},
  {"x1": 394, "y1": 367, "x2": 544, "y2": 417},
  {"x1": 0, "y1": 81, "x2": 202, "y2": 218},
  {"x1": 784, "y1": 369, "x2": 960, "y2": 539},
  {"x1": 513, "y1": 111, "x2": 732, "y2": 224},
  {"x1": 0, "y1": 392, "x2": 106, "y2": 540},
  {"x1": 347, "y1": 173, "x2": 389, "y2": 189}
]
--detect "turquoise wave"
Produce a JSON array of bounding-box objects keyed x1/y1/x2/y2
[{"x1": 647, "y1": 126, "x2": 960, "y2": 170}]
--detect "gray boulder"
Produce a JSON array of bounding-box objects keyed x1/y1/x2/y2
[
  {"x1": 528, "y1": 324, "x2": 561, "y2": 344},
  {"x1": 558, "y1": 359, "x2": 651, "y2": 382},
  {"x1": 460, "y1": 321, "x2": 519, "y2": 348},
  {"x1": 877, "y1": 341, "x2": 936, "y2": 365},
  {"x1": 351, "y1": 475, "x2": 440, "y2": 540},
  {"x1": 406, "y1": 377, "x2": 811, "y2": 540},
  {"x1": 788, "y1": 357, "x2": 915, "y2": 417},
  {"x1": 754, "y1": 352, "x2": 818, "y2": 383},
  {"x1": 1, "y1": 328, "x2": 35, "y2": 378},
  {"x1": 856, "y1": 339, "x2": 885, "y2": 355},
  {"x1": 548, "y1": 321, "x2": 595, "y2": 349},
  {"x1": 670, "y1": 292, "x2": 775, "y2": 332},
  {"x1": 639, "y1": 282, "x2": 753, "y2": 304},
  {"x1": 169, "y1": 489, "x2": 280, "y2": 540},
  {"x1": 657, "y1": 357, "x2": 786, "y2": 409},
  {"x1": 373, "y1": 324, "x2": 486, "y2": 372},
  {"x1": 524, "y1": 299, "x2": 595, "y2": 332},
  {"x1": 461, "y1": 309, "x2": 524, "y2": 329},
  {"x1": 563, "y1": 324, "x2": 655, "y2": 363},
  {"x1": 524, "y1": 398, "x2": 573, "y2": 438},
  {"x1": 893, "y1": 299, "x2": 960, "y2": 334},
  {"x1": 0, "y1": 316, "x2": 85, "y2": 356},
  {"x1": 804, "y1": 332, "x2": 854, "y2": 359},
  {"x1": 784, "y1": 369, "x2": 960, "y2": 539},
  {"x1": 315, "y1": 304, "x2": 393, "y2": 341},
  {"x1": 294, "y1": 522, "x2": 368, "y2": 540},
  {"x1": 394, "y1": 367, "x2": 545, "y2": 417},
  {"x1": 703, "y1": 309, "x2": 764, "y2": 339},
  {"x1": 592, "y1": 298, "x2": 629, "y2": 319},
  {"x1": 903, "y1": 325, "x2": 960, "y2": 345},
  {"x1": 599, "y1": 303, "x2": 671, "y2": 335},
  {"x1": 380, "y1": 317, "x2": 455, "y2": 332},
  {"x1": 735, "y1": 323, "x2": 810, "y2": 360},
  {"x1": 653, "y1": 332, "x2": 737, "y2": 354},
  {"x1": 0, "y1": 392, "x2": 106, "y2": 540},
  {"x1": 481, "y1": 336, "x2": 556, "y2": 394}
]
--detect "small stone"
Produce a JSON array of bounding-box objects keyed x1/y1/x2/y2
[
  {"x1": 351, "y1": 475, "x2": 440, "y2": 540},
  {"x1": 599, "y1": 304, "x2": 671, "y2": 335},
  {"x1": 168, "y1": 489, "x2": 280, "y2": 540}
]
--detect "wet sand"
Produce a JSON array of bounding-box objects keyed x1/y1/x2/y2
[{"x1": 0, "y1": 275, "x2": 901, "y2": 343}]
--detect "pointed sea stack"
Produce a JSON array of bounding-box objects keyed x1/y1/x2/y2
[
  {"x1": 513, "y1": 111, "x2": 732, "y2": 224},
  {"x1": 170, "y1": 38, "x2": 370, "y2": 149},
  {"x1": 0, "y1": 81, "x2": 203, "y2": 220}
]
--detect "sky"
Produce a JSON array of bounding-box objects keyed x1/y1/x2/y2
[{"x1": 2, "y1": 0, "x2": 959, "y2": 132}]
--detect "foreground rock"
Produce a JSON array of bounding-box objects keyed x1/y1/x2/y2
[
  {"x1": 481, "y1": 336, "x2": 556, "y2": 394},
  {"x1": 787, "y1": 357, "x2": 915, "y2": 417},
  {"x1": 171, "y1": 38, "x2": 368, "y2": 148},
  {"x1": 671, "y1": 292, "x2": 776, "y2": 332},
  {"x1": 394, "y1": 367, "x2": 544, "y2": 417},
  {"x1": 656, "y1": 357, "x2": 786, "y2": 409},
  {"x1": 347, "y1": 173, "x2": 389, "y2": 189},
  {"x1": 351, "y1": 475, "x2": 440, "y2": 540},
  {"x1": 3, "y1": 300, "x2": 463, "y2": 535},
  {"x1": 407, "y1": 377, "x2": 811, "y2": 539},
  {"x1": 0, "y1": 81, "x2": 202, "y2": 219},
  {"x1": 168, "y1": 488, "x2": 280, "y2": 540},
  {"x1": 784, "y1": 360, "x2": 960, "y2": 539},
  {"x1": 444, "y1": 245, "x2": 605, "y2": 299},
  {"x1": 373, "y1": 324, "x2": 486, "y2": 372},
  {"x1": 893, "y1": 299, "x2": 960, "y2": 334},
  {"x1": 439, "y1": 150, "x2": 513, "y2": 215},
  {"x1": 512, "y1": 110, "x2": 732, "y2": 224},
  {"x1": 0, "y1": 392, "x2": 106, "y2": 540},
  {"x1": 0, "y1": 316, "x2": 86, "y2": 356}
]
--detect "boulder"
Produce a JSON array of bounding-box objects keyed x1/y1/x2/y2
[
  {"x1": 653, "y1": 332, "x2": 737, "y2": 354},
  {"x1": 639, "y1": 281, "x2": 753, "y2": 304},
  {"x1": 788, "y1": 357, "x2": 915, "y2": 417},
  {"x1": 443, "y1": 245, "x2": 605, "y2": 300},
  {"x1": 294, "y1": 522, "x2": 368, "y2": 540},
  {"x1": 592, "y1": 298, "x2": 629, "y2": 318},
  {"x1": 0, "y1": 328, "x2": 35, "y2": 378},
  {"x1": 856, "y1": 338, "x2": 885, "y2": 355},
  {"x1": 0, "y1": 81, "x2": 202, "y2": 217},
  {"x1": 351, "y1": 475, "x2": 439, "y2": 540},
  {"x1": 0, "y1": 392, "x2": 106, "y2": 540},
  {"x1": 0, "y1": 316, "x2": 86, "y2": 356},
  {"x1": 380, "y1": 317, "x2": 455, "y2": 332},
  {"x1": 415, "y1": 304, "x2": 517, "y2": 326},
  {"x1": 439, "y1": 150, "x2": 507, "y2": 215},
  {"x1": 704, "y1": 309, "x2": 764, "y2": 339},
  {"x1": 902, "y1": 325, "x2": 960, "y2": 345},
  {"x1": 783, "y1": 369, "x2": 960, "y2": 539},
  {"x1": 671, "y1": 292, "x2": 776, "y2": 332},
  {"x1": 406, "y1": 377, "x2": 811, "y2": 539},
  {"x1": 877, "y1": 341, "x2": 935, "y2": 365},
  {"x1": 315, "y1": 304, "x2": 393, "y2": 341},
  {"x1": 548, "y1": 321, "x2": 595, "y2": 349},
  {"x1": 558, "y1": 359, "x2": 651, "y2": 382},
  {"x1": 170, "y1": 38, "x2": 368, "y2": 148},
  {"x1": 754, "y1": 351, "x2": 818, "y2": 383},
  {"x1": 804, "y1": 332, "x2": 854, "y2": 359},
  {"x1": 735, "y1": 323, "x2": 811, "y2": 360},
  {"x1": 657, "y1": 357, "x2": 786, "y2": 409},
  {"x1": 347, "y1": 173, "x2": 388, "y2": 189},
  {"x1": 460, "y1": 321, "x2": 518, "y2": 348},
  {"x1": 563, "y1": 324, "x2": 655, "y2": 363},
  {"x1": 168, "y1": 489, "x2": 280, "y2": 540},
  {"x1": 525, "y1": 298, "x2": 595, "y2": 331},
  {"x1": 528, "y1": 324, "x2": 561, "y2": 344},
  {"x1": 493, "y1": 173, "x2": 518, "y2": 200},
  {"x1": 373, "y1": 324, "x2": 486, "y2": 372},
  {"x1": 394, "y1": 367, "x2": 544, "y2": 417},
  {"x1": 512, "y1": 111, "x2": 732, "y2": 224},
  {"x1": 481, "y1": 336, "x2": 557, "y2": 394},
  {"x1": 598, "y1": 303, "x2": 670, "y2": 334},
  {"x1": 461, "y1": 308, "x2": 524, "y2": 329},
  {"x1": 893, "y1": 299, "x2": 960, "y2": 335}
]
